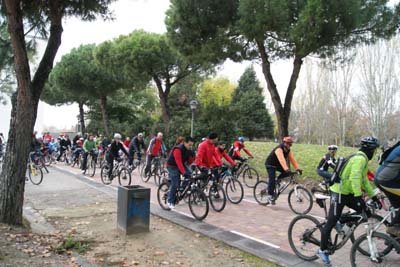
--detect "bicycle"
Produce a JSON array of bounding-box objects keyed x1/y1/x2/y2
[
  {"x1": 287, "y1": 203, "x2": 388, "y2": 262},
  {"x1": 198, "y1": 168, "x2": 227, "y2": 212},
  {"x1": 71, "y1": 149, "x2": 83, "y2": 169},
  {"x1": 82, "y1": 150, "x2": 97, "y2": 177},
  {"x1": 157, "y1": 173, "x2": 209, "y2": 221},
  {"x1": 232, "y1": 158, "x2": 259, "y2": 188},
  {"x1": 26, "y1": 152, "x2": 43, "y2": 185},
  {"x1": 219, "y1": 165, "x2": 244, "y2": 204},
  {"x1": 253, "y1": 171, "x2": 313, "y2": 214},
  {"x1": 140, "y1": 156, "x2": 167, "y2": 186},
  {"x1": 100, "y1": 159, "x2": 131, "y2": 186},
  {"x1": 350, "y1": 207, "x2": 400, "y2": 266}
]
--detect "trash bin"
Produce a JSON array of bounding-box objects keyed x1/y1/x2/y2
[{"x1": 117, "y1": 185, "x2": 150, "y2": 234}]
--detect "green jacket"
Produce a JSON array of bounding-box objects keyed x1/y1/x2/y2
[
  {"x1": 330, "y1": 151, "x2": 375, "y2": 197},
  {"x1": 83, "y1": 140, "x2": 97, "y2": 152}
]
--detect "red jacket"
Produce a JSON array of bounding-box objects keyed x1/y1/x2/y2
[
  {"x1": 214, "y1": 147, "x2": 236, "y2": 167},
  {"x1": 123, "y1": 140, "x2": 130, "y2": 148},
  {"x1": 195, "y1": 139, "x2": 218, "y2": 168},
  {"x1": 147, "y1": 137, "x2": 164, "y2": 156},
  {"x1": 233, "y1": 141, "x2": 253, "y2": 158}
]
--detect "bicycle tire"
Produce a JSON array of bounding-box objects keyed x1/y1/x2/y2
[
  {"x1": 140, "y1": 165, "x2": 151, "y2": 183},
  {"x1": 208, "y1": 183, "x2": 226, "y2": 212},
  {"x1": 253, "y1": 181, "x2": 269, "y2": 205},
  {"x1": 188, "y1": 188, "x2": 209, "y2": 221},
  {"x1": 118, "y1": 167, "x2": 131, "y2": 186},
  {"x1": 28, "y1": 165, "x2": 43, "y2": 185},
  {"x1": 350, "y1": 214, "x2": 391, "y2": 256},
  {"x1": 350, "y1": 232, "x2": 400, "y2": 267},
  {"x1": 225, "y1": 178, "x2": 244, "y2": 204},
  {"x1": 89, "y1": 157, "x2": 96, "y2": 177},
  {"x1": 242, "y1": 167, "x2": 259, "y2": 188},
  {"x1": 100, "y1": 165, "x2": 112, "y2": 185},
  {"x1": 288, "y1": 214, "x2": 322, "y2": 261},
  {"x1": 157, "y1": 181, "x2": 171, "y2": 210},
  {"x1": 288, "y1": 185, "x2": 313, "y2": 215}
]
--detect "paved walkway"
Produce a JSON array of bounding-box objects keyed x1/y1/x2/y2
[{"x1": 47, "y1": 163, "x2": 398, "y2": 267}]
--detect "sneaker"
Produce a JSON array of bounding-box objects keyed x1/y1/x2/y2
[
  {"x1": 81, "y1": 170, "x2": 85, "y2": 174},
  {"x1": 167, "y1": 202, "x2": 175, "y2": 210},
  {"x1": 386, "y1": 225, "x2": 400, "y2": 237},
  {"x1": 267, "y1": 195, "x2": 275, "y2": 205},
  {"x1": 317, "y1": 249, "x2": 331, "y2": 266}
]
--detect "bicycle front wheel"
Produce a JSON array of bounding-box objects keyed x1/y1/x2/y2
[
  {"x1": 188, "y1": 188, "x2": 209, "y2": 221},
  {"x1": 242, "y1": 167, "x2": 259, "y2": 188},
  {"x1": 100, "y1": 165, "x2": 112, "y2": 185},
  {"x1": 157, "y1": 181, "x2": 171, "y2": 210},
  {"x1": 253, "y1": 181, "x2": 269, "y2": 205},
  {"x1": 140, "y1": 165, "x2": 151, "y2": 183},
  {"x1": 225, "y1": 178, "x2": 244, "y2": 204},
  {"x1": 288, "y1": 185, "x2": 313, "y2": 215},
  {"x1": 288, "y1": 214, "x2": 322, "y2": 261},
  {"x1": 118, "y1": 167, "x2": 131, "y2": 186},
  {"x1": 208, "y1": 183, "x2": 226, "y2": 212},
  {"x1": 28, "y1": 165, "x2": 43, "y2": 185},
  {"x1": 89, "y1": 158, "x2": 96, "y2": 177},
  {"x1": 350, "y1": 232, "x2": 400, "y2": 267}
]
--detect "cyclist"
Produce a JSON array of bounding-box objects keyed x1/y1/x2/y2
[
  {"x1": 57, "y1": 134, "x2": 71, "y2": 161},
  {"x1": 107, "y1": 133, "x2": 129, "y2": 180},
  {"x1": 81, "y1": 134, "x2": 98, "y2": 173},
  {"x1": 231, "y1": 137, "x2": 253, "y2": 161},
  {"x1": 195, "y1": 132, "x2": 219, "y2": 178},
  {"x1": 317, "y1": 145, "x2": 338, "y2": 185},
  {"x1": 375, "y1": 141, "x2": 400, "y2": 237},
  {"x1": 123, "y1": 136, "x2": 131, "y2": 148},
  {"x1": 144, "y1": 132, "x2": 166, "y2": 177},
  {"x1": 128, "y1": 133, "x2": 145, "y2": 166},
  {"x1": 265, "y1": 136, "x2": 302, "y2": 204},
  {"x1": 214, "y1": 141, "x2": 236, "y2": 168},
  {"x1": 71, "y1": 137, "x2": 84, "y2": 163},
  {"x1": 317, "y1": 137, "x2": 382, "y2": 266},
  {"x1": 166, "y1": 136, "x2": 195, "y2": 210},
  {"x1": 72, "y1": 133, "x2": 81, "y2": 147}
]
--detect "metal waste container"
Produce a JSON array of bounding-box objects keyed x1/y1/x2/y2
[{"x1": 117, "y1": 185, "x2": 150, "y2": 234}]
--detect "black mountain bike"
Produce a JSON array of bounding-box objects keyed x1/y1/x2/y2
[
  {"x1": 219, "y1": 165, "x2": 244, "y2": 204},
  {"x1": 141, "y1": 156, "x2": 168, "y2": 186},
  {"x1": 232, "y1": 158, "x2": 259, "y2": 188},
  {"x1": 253, "y1": 171, "x2": 313, "y2": 214},
  {"x1": 100, "y1": 159, "x2": 131, "y2": 186},
  {"x1": 157, "y1": 175, "x2": 209, "y2": 221}
]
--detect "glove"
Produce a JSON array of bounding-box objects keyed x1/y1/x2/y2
[
  {"x1": 371, "y1": 196, "x2": 383, "y2": 210},
  {"x1": 183, "y1": 171, "x2": 192, "y2": 179},
  {"x1": 296, "y1": 169, "x2": 303, "y2": 175}
]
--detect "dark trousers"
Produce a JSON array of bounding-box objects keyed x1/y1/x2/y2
[
  {"x1": 320, "y1": 193, "x2": 363, "y2": 251},
  {"x1": 375, "y1": 179, "x2": 400, "y2": 225},
  {"x1": 266, "y1": 166, "x2": 290, "y2": 196},
  {"x1": 144, "y1": 154, "x2": 154, "y2": 175},
  {"x1": 107, "y1": 153, "x2": 115, "y2": 178},
  {"x1": 82, "y1": 151, "x2": 97, "y2": 170}
]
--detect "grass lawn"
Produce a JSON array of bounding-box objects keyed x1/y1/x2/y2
[{"x1": 245, "y1": 141, "x2": 380, "y2": 181}]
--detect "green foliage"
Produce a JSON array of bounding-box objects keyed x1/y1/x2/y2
[
  {"x1": 232, "y1": 67, "x2": 274, "y2": 140},
  {"x1": 199, "y1": 77, "x2": 235, "y2": 107},
  {"x1": 55, "y1": 236, "x2": 91, "y2": 254}
]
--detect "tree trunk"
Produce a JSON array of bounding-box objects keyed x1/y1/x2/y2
[
  {"x1": 0, "y1": 0, "x2": 62, "y2": 225},
  {"x1": 153, "y1": 76, "x2": 171, "y2": 135},
  {"x1": 78, "y1": 101, "x2": 86, "y2": 134},
  {"x1": 256, "y1": 39, "x2": 303, "y2": 139},
  {"x1": 99, "y1": 96, "x2": 110, "y2": 137}
]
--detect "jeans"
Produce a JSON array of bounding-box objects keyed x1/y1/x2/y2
[
  {"x1": 266, "y1": 166, "x2": 290, "y2": 196},
  {"x1": 317, "y1": 169, "x2": 332, "y2": 183},
  {"x1": 128, "y1": 150, "x2": 142, "y2": 166},
  {"x1": 167, "y1": 167, "x2": 181, "y2": 204}
]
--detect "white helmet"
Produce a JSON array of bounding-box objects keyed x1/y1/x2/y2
[
  {"x1": 328, "y1": 145, "x2": 338, "y2": 151},
  {"x1": 114, "y1": 133, "x2": 122, "y2": 140},
  {"x1": 138, "y1": 133, "x2": 143, "y2": 138}
]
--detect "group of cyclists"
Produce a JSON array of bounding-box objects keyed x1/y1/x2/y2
[{"x1": 28, "y1": 129, "x2": 400, "y2": 266}]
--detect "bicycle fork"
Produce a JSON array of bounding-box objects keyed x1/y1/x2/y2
[{"x1": 366, "y1": 226, "x2": 381, "y2": 263}]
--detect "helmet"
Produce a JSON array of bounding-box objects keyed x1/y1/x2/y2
[
  {"x1": 360, "y1": 136, "x2": 379, "y2": 149},
  {"x1": 238, "y1": 137, "x2": 244, "y2": 142},
  {"x1": 114, "y1": 133, "x2": 122, "y2": 140},
  {"x1": 79, "y1": 137, "x2": 84, "y2": 141},
  {"x1": 283, "y1": 136, "x2": 294, "y2": 144},
  {"x1": 138, "y1": 133, "x2": 143, "y2": 138},
  {"x1": 328, "y1": 145, "x2": 338, "y2": 151}
]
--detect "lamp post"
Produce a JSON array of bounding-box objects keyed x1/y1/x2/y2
[{"x1": 189, "y1": 100, "x2": 199, "y2": 137}]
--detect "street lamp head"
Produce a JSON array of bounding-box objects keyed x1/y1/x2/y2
[{"x1": 189, "y1": 99, "x2": 199, "y2": 111}]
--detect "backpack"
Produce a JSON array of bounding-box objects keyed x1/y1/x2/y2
[
  {"x1": 329, "y1": 154, "x2": 357, "y2": 186},
  {"x1": 379, "y1": 141, "x2": 400, "y2": 165}
]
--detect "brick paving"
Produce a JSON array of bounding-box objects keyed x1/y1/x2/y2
[{"x1": 54, "y1": 163, "x2": 399, "y2": 267}]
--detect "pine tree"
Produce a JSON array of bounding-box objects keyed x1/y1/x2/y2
[{"x1": 232, "y1": 66, "x2": 274, "y2": 140}]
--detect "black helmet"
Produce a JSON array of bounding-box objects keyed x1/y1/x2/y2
[{"x1": 360, "y1": 136, "x2": 379, "y2": 150}]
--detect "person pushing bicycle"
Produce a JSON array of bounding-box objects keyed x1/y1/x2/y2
[{"x1": 264, "y1": 136, "x2": 302, "y2": 205}]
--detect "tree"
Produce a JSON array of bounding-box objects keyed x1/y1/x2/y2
[
  {"x1": 0, "y1": 0, "x2": 114, "y2": 225},
  {"x1": 198, "y1": 77, "x2": 235, "y2": 107},
  {"x1": 111, "y1": 30, "x2": 208, "y2": 133},
  {"x1": 166, "y1": 0, "x2": 400, "y2": 138}
]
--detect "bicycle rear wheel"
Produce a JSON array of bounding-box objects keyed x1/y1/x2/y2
[
  {"x1": 28, "y1": 165, "x2": 43, "y2": 185},
  {"x1": 225, "y1": 178, "x2": 244, "y2": 204},
  {"x1": 350, "y1": 232, "x2": 400, "y2": 267},
  {"x1": 88, "y1": 157, "x2": 96, "y2": 177},
  {"x1": 208, "y1": 183, "x2": 226, "y2": 212},
  {"x1": 242, "y1": 167, "x2": 259, "y2": 188},
  {"x1": 188, "y1": 188, "x2": 209, "y2": 221},
  {"x1": 288, "y1": 214, "x2": 321, "y2": 261},
  {"x1": 118, "y1": 167, "x2": 131, "y2": 186},
  {"x1": 253, "y1": 181, "x2": 269, "y2": 205},
  {"x1": 100, "y1": 165, "x2": 112, "y2": 185},
  {"x1": 140, "y1": 165, "x2": 151, "y2": 183},
  {"x1": 157, "y1": 181, "x2": 171, "y2": 210},
  {"x1": 288, "y1": 185, "x2": 313, "y2": 215}
]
